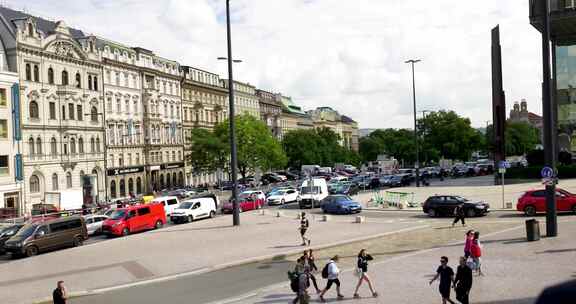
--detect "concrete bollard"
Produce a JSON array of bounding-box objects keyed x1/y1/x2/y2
[
  {"x1": 276, "y1": 211, "x2": 283, "y2": 218},
  {"x1": 322, "y1": 215, "x2": 331, "y2": 222},
  {"x1": 355, "y1": 216, "x2": 365, "y2": 224}
]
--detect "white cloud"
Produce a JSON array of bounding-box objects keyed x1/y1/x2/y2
[{"x1": 10, "y1": 0, "x2": 544, "y2": 128}]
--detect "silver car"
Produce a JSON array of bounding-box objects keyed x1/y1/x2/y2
[{"x1": 83, "y1": 214, "x2": 109, "y2": 235}]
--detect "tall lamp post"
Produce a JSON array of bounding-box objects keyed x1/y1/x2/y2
[{"x1": 405, "y1": 59, "x2": 421, "y2": 187}]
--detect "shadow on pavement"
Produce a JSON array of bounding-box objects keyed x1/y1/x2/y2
[
  {"x1": 474, "y1": 298, "x2": 535, "y2": 304},
  {"x1": 535, "y1": 248, "x2": 576, "y2": 254}
]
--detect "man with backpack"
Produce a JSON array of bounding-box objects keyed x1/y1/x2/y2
[
  {"x1": 290, "y1": 257, "x2": 310, "y2": 304},
  {"x1": 319, "y1": 255, "x2": 344, "y2": 302}
]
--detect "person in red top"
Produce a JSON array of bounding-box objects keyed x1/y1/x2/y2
[{"x1": 470, "y1": 231, "x2": 483, "y2": 276}]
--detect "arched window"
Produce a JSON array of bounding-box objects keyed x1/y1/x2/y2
[
  {"x1": 93, "y1": 76, "x2": 98, "y2": 91},
  {"x1": 30, "y1": 175, "x2": 40, "y2": 193},
  {"x1": 119, "y1": 179, "x2": 126, "y2": 197},
  {"x1": 75, "y1": 72, "x2": 81, "y2": 88},
  {"x1": 62, "y1": 70, "x2": 69, "y2": 85},
  {"x1": 28, "y1": 23, "x2": 34, "y2": 37},
  {"x1": 36, "y1": 137, "x2": 42, "y2": 156},
  {"x1": 172, "y1": 173, "x2": 177, "y2": 187},
  {"x1": 96, "y1": 138, "x2": 101, "y2": 152},
  {"x1": 78, "y1": 138, "x2": 84, "y2": 154},
  {"x1": 90, "y1": 138, "x2": 95, "y2": 153},
  {"x1": 110, "y1": 180, "x2": 117, "y2": 198},
  {"x1": 178, "y1": 172, "x2": 184, "y2": 186},
  {"x1": 25, "y1": 63, "x2": 31, "y2": 80},
  {"x1": 48, "y1": 67, "x2": 54, "y2": 84},
  {"x1": 136, "y1": 177, "x2": 142, "y2": 194},
  {"x1": 88, "y1": 75, "x2": 93, "y2": 90},
  {"x1": 66, "y1": 172, "x2": 72, "y2": 188},
  {"x1": 52, "y1": 173, "x2": 58, "y2": 190},
  {"x1": 29, "y1": 100, "x2": 39, "y2": 118},
  {"x1": 33, "y1": 65, "x2": 39, "y2": 82},
  {"x1": 128, "y1": 178, "x2": 134, "y2": 195},
  {"x1": 28, "y1": 138, "x2": 35, "y2": 156},
  {"x1": 91, "y1": 107, "x2": 98, "y2": 122},
  {"x1": 50, "y1": 137, "x2": 57, "y2": 156},
  {"x1": 79, "y1": 170, "x2": 85, "y2": 186},
  {"x1": 70, "y1": 138, "x2": 76, "y2": 154}
]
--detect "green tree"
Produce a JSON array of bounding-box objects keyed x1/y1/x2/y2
[
  {"x1": 359, "y1": 128, "x2": 416, "y2": 164},
  {"x1": 185, "y1": 128, "x2": 227, "y2": 178},
  {"x1": 214, "y1": 114, "x2": 287, "y2": 179},
  {"x1": 504, "y1": 122, "x2": 540, "y2": 156}
]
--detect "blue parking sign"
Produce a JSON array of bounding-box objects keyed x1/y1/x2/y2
[{"x1": 541, "y1": 166, "x2": 554, "y2": 179}]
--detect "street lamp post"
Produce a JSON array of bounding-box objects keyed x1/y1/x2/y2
[{"x1": 406, "y1": 59, "x2": 421, "y2": 187}]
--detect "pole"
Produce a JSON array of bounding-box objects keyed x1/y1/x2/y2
[
  {"x1": 501, "y1": 170, "x2": 505, "y2": 209},
  {"x1": 226, "y1": 0, "x2": 240, "y2": 226},
  {"x1": 407, "y1": 60, "x2": 420, "y2": 187},
  {"x1": 541, "y1": 0, "x2": 557, "y2": 237}
]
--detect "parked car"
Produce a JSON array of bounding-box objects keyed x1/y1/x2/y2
[
  {"x1": 517, "y1": 188, "x2": 576, "y2": 216},
  {"x1": 217, "y1": 181, "x2": 234, "y2": 190},
  {"x1": 3, "y1": 216, "x2": 87, "y2": 257},
  {"x1": 221, "y1": 192, "x2": 264, "y2": 213},
  {"x1": 261, "y1": 173, "x2": 283, "y2": 185},
  {"x1": 378, "y1": 175, "x2": 394, "y2": 187},
  {"x1": 83, "y1": 214, "x2": 109, "y2": 235},
  {"x1": 276, "y1": 171, "x2": 299, "y2": 180},
  {"x1": 0, "y1": 224, "x2": 23, "y2": 254},
  {"x1": 102, "y1": 203, "x2": 166, "y2": 237},
  {"x1": 170, "y1": 197, "x2": 217, "y2": 223},
  {"x1": 150, "y1": 196, "x2": 180, "y2": 216},
  {"x1": 266, "y1": 188, "x2": 299, "y2": 205},
  {"x1": 335, "y1": 183, "x2": 360, "y2": 196},
  {"x1": 388, "y1": 174, "x2": 411, "y2": 187},
  {"x1": 422, "y1": 195, "x2": 490, "y2": 217},
  {"x1": 321, "y1": 195, "x2": 362, "y2": 215}
]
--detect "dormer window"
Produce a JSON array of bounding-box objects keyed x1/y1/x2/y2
[
  {"x1": 62, "y1": 70, "x2": 69, "y2": 86},
  {"x1": 89, "y1": 41, "x2": 94, "y2": 52},
  {"x1": 28, "y1": 23, "x2": 34, "y2": 37},
  {"x1": 75, "y1": 72, "x2": 81, "y2": 88}
]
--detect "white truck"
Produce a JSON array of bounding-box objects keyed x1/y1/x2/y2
[
  {"x1": 44, "y1": 190, "x2": 84, "y2": 211},
  {"x1": 299, "y1": 178, "x2": 328, "y2": 209}
]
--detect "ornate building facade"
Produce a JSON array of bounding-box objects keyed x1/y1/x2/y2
[
  {"x1": 256, "y1": 89, "x2": 282, "y2": 138},
  {"x1": 221, "y1": 79, "x2": 259, "y2": 118},
  {"x1": 181, "y1": 66, "x2": 227, "y2": 185},
  {"x1": 307, "y1": 107, "x2": 359, "y2": 151},
  {"x1": 0, "y1": 8, "x2": 106, "y2": 213}
]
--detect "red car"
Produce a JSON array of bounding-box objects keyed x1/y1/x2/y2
[
  {"x1": 102, "y1": 203, "x2": 166, "y2": 236},
  {"x1": 221, "y1": 193, "x2": 264, "y2": 213},
  {"x1": 517, "y1": 188, "x2": 576, "y2": 216}
]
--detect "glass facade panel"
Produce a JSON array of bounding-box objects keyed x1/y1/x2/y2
[{"x1": 556, "y1": 44, "x2": 576, "y2": 152}]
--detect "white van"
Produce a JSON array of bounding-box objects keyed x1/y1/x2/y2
[
  {"x1": 299, "y1": 178, "x2": 328, "y2": 209},
  {"x1": 151, "y1": 196, "x2": 180, "y2": 216},
  {"x1": 170, "y1": 195, "x2": 218, "y2": 223}
]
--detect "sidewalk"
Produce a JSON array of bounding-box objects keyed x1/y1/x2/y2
[
  {"x1": 0, "y1": 211, "x2": 423, "y2": 304},
  {"x1": 234, "y1": 220, "x2": 576, "y2": 304}
]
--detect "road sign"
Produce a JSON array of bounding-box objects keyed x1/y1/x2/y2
[
  {"x1": 541, "y1": 166, "x2": 554, "y2": 179},
  {"x1": 498, "y1": 168, "x2": 506, "y2": 174},
  {"x1": 499, "y1": 161, "x2": 510, "y2": 169},
  {"x1": 542, "y1": 177, "x2": 558, "y2": 186}
]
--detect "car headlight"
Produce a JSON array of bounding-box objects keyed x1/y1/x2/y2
[
  {"x1": 475, "y1": 205, "x2": 485, "y2": 209},
  {"x1": 112, "y1": 222, "x2": 121, "y2": 227}
]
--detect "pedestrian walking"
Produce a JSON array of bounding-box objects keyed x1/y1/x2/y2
[
  {"x1": 353, "y1": 249, "x2": 378, "y2": 298},
  {"x1": 470, "y1": 231, "x2": 483, "y2": 276},
  {"x1": 463, "y1": 230, "x2": 475, "y2": 258},
  {"x1": 299, "y1": 212, "x2": 310, "y2": 246},
  {"x1": 291, "y1": 258, "x2": 310, "y2": 304},
  {"x1": 453, "y1": 256, "x2": 473, "y2": 304},
  {"x1": 452, "y1": 204, "x2": 466, "y2": 227},
  {"x1": 319, "y1": 255, "x2": 344, "y2": 302},
  {"x1": 430, "y1": 256, "x2": 456, "y2": 304},
  {"x1": 303, "y1": 250, "x2": 321, "y2": 293},
  {"x1": 52, "y1": 281, "x2": 67, "y2": 304}
]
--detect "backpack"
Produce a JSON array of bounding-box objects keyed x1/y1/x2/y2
[{"x1": 321, "y1": 262, "x2": 331, "y2": 279}]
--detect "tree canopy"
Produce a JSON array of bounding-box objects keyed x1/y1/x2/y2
[{"x1": 485, "y1": 121, "x2": 540, "y2": 157}]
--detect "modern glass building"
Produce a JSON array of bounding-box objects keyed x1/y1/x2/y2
[{"x1": 530, "y1": 0, "x2": 576, "y2": 152}]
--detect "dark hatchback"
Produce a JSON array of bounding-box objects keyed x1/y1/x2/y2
[
  {"x1": 422, "y1": 195, "x2": 490, "y2": 217},
  {"x1": 0, "y1": 224, "x2": 23, "y2": 254}
]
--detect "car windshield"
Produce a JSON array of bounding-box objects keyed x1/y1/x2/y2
[
  {"x1": 271, "y1": 190, "x2": 287, "y2": 196},
  {"x1": 14, "y1": 224, "x2": 38, "y2": 238},
  {"x1": 301, "y1": 186, "x2": 320, "y2": 194},
  {"x1": 333, "y1": 196, "x2": 352, "y2": 203},
  {"x1": 109, "y1": 210, "x2": 127, "y2": 220},
  {"x1": 179, "y1": 201, "x2": 194, "y2": 209},
  {"x1": 0, "y1": 225, "x2": 19, "y2": 236}
]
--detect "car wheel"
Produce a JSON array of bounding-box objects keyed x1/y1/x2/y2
[
  {"x1": 281, "y1": 199, "x2": 285, "y2": 205},
  {"x1": 188, "y1": 215, "x2": 194, "y2": 223},
  {"x1": 155, "y1": 220, "x2": 163, "y2": 229},
  {"x1": 25, "y1": 246, "x2": 39, "y2": 257},
  {"x1": 209, "y1": 211, "x2": 216, "y2": 218},
  {"x1": 73, "y1": 236, "x2": 84, "y2": 247},
  {"x1": 466, "y1": 209, "x2": 476, "y2": 218},
  {"x1": 122, "y1": 228, "x2": 130, "y2": 236},
  {"x1": 524, "y1": 205, "x2": 536, "y2": 217},
  {"x1": 428, "y1": 209, "x2": 437, "y2": 217}
]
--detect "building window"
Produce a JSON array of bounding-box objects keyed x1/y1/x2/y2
[
  {"x1": 69, "y1": 104, "x2": 75, "y2": 120},
  {"x1": 110, "y1": 180, "x2": 117, "y2": 198},
  {"x1": 0, "y1": 155, "x2": 7, "y2": 175},
  {"x1": 52, "y1": 173, "x2": 58, "y2": 190},
  {"x1": 70, "y1": 138, "x2": 76, "y2": 154},
  {"x1": 125, "y1": 100, "x2": 130, "y2": 113},
  {"x1": 29, "y1": 101, "x2": 39, "y2": 119},
  {"x1": 49, "y1": 102, "x2": 56, "y2": 119},
  {"x1": 75, "y1": 72, "x2": 81, "y2": 88},
  {"x1": 90, "y1": 138, "x2": 95, "y2": 153},
  {"x1": 51, "y1": 138, "x2": 57, "y2": 156},
  {"x1": 128, "y1": 178, "x2": 134, "y2": 195},
  {"x1": 48, "y1": 67, "x2": 54, "y2": 84},
  {"x1": 119, "y1": 154, "x2": 123, "y2": 167},
  {"x1": 33, "y1": 65, "x2": 39, "y2": 82},
  {"x1": 93, "y1": 76, "x2": 98, "y2": 91},
  {"x1": 77, "y1": 105, "x2": 83, "y2": 121},
  {"x1": 78, "y1": 138, "x2": 84, "y2": 154},
  {"x1": 28, "y1": 23, "x2": 34, "y2": 36},
  {"x1": 115, "y1": 72, "x2": 120, "y2": 86},
  {"x1": 116, "y1": 98, "x2": 121, "y2": 112},
  {"x1": 28, "y1": 138, "x2": 35, "y2": 156},
  {"x1": 133, "y1": 100, "x2": 138, "y2": 114},
  {"x1": 62, "y1": 70, "x2": 69, "y2": 85},
  {"x1": 66, "y1": 172, "x2": 73, "y2": 188},
  {"x1": 25, "y1": 64, "x2": 31, "y2": 81},
  {"x1": 119, "y1": 179, "x2": 126, "y2": 197},
  {"x1": 80, "y1": 171, "x2": 85, "y2": 186},
  {"x1": 62, "y1": 105, "x2": 66, "y2": 120},
  {"x1": 88, "y1": 75, "x2": 93, "y2": 90},
  {"x1": 91, "y1": 107, "x2": 98, "y2": 122},
  {"x1": 0, "y1": 89, "x2": 5, "y2": 107},
  {"x1": 30, "y1": 175, "x2": 40, "y2": 193},
  {"x1": 36, "y1": 137, "x2": 42, "y2": 156},
  {"x1": 136, "y1": 153, "x2": 140, "y2": 165},
  {"x1": 107, "y1": 97, "x2": 112, "y2": 113},
  {"x1": 136, "y1": 177, "x2": 142, "y2": 194}
]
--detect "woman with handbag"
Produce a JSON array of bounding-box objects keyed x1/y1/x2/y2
[{"x1": 353, "y1": 249, "x2": 378, "y2": 298}]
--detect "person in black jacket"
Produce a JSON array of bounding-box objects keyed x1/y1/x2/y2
[
  {"x1": 453, "y1": 256, "x2": 473, "y2": 304},
  {"x1": 452, "y1": 204, "x2": 466, "y2": 227},
  {"x1": 353, "y1": 249, "x2": 378, "y2": 298},
  {"x1": 302, "y1": 249, "x2": 321, "y2": 294}
]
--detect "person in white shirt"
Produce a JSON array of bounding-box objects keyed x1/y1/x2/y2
[{"x1": 319, "y1": 255, "x2": 344, "y2": 302}]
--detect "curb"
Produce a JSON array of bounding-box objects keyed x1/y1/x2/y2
[
  {"x1": 30, "y1": 224, "x2": 430, "y2": 304},
  {"x1": 364, "y1": 207, "x2": 518, "y2": 212}
]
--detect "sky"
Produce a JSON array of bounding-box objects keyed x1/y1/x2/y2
[{"x1": 11, "y1": 0, "x2": 544, "y2": 129}]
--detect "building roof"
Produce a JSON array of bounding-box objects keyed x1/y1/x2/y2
[
  {"x1": 0, "y1": 6, "x2": 85, "y2": 38},
  {"x1": 280, "y1": 97, "x2": 306, "y2": 115},
  {"x1": 341, "y1": 115, "x2": 356, "y2": 123}
]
